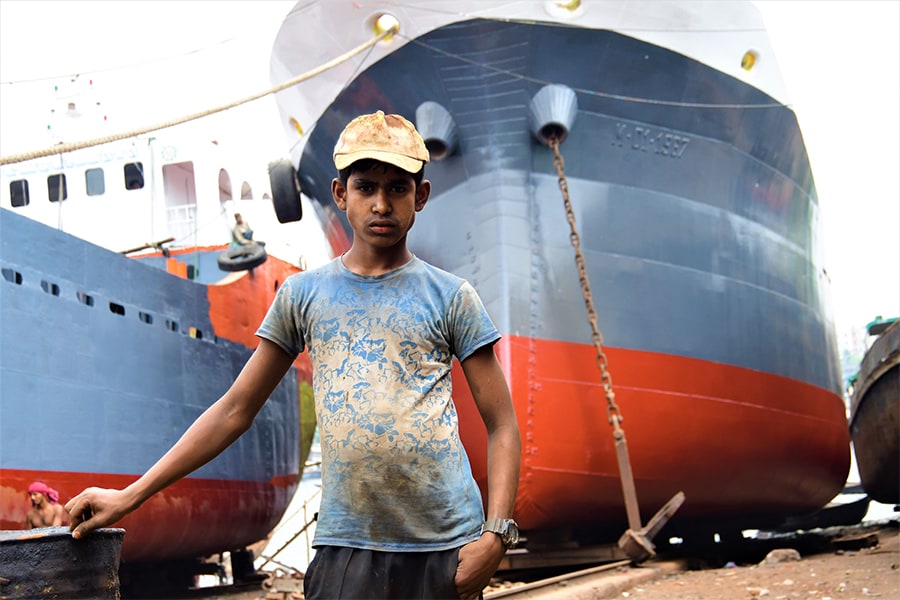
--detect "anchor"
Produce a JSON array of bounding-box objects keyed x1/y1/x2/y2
[
  {"x1": 529, "y1": 84, "x2": 685, "y2": 564},
  {"x1": 612, "y1": 417, "x2": 686, "y2": 563}
]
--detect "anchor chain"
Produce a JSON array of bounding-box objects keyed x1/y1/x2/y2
[
  {"x1": 548, "y1": 137, "x2": 622, "y2": 430},
  {"x1": 548, "y1": 136, "x2": 684, "y2": 563}
]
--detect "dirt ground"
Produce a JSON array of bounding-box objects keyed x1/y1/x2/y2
[
  {"x1": 622, "y1": 522, "x2": 900, "y2": 599},
  {"x1": 174, "y1": 522, "x2": 900, "y2": 600}
]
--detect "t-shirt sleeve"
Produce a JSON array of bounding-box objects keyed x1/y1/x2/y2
[
  {"x1": 256, "y1": 278, "x2": 305, "y2": 357},
  {"x1": 447, "y1": 280, "x2": 501, "y2": 361}
]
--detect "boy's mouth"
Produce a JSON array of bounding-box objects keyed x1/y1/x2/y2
[{"x1": 368, "y1": 220, "x2": 396, "y2": 233}]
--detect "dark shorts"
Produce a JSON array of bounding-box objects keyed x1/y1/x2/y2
[{"x1": 303, "y1": 545, "x2": 462, "y2": 599}]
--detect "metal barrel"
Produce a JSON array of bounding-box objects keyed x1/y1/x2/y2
[{"x1": 0, "y1": 527, "x2": 125, "y2": 599}]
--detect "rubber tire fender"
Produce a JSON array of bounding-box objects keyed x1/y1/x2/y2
[
  {"x1": 217, "y1": 243, "x2": 268, "y2": 272},
  {"x1": 269, "y1": 159, "x2": 303, "y2": 223}
]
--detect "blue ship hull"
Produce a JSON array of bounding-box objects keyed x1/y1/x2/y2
[{"x1": 0, "y1": 207, "x2": 306, "y2": 562}]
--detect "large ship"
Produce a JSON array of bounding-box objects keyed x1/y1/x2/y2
[
  {"x1": 0, "y1": 114, "x2": 322, "y2": 585},
  {"x1": 265, "y1": 0, "x2": 850, "y2": 543}
]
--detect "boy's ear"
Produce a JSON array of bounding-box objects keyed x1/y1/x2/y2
[
  {"x1": 332, "y1": 178, "x2": 347, "y2": 211},
  {"x1": 415, "y1": 179, "x2": 431, "y2": 212}
]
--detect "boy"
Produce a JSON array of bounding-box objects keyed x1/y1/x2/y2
[{"x1": 67, "y1": 111, "x2": 521, "y2": 599}]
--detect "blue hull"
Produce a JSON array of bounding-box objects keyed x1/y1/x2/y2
[{"x1": 0, "y1": 207, "x2": 303, "y2": 561}]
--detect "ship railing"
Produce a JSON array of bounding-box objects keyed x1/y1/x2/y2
[{"x1": 165, "y1": 204, "x2": 197, "y2": 245}]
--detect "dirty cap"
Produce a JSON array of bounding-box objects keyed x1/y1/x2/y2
[{"x1": 333, "y1": 110, "x2": 429, "y2": 174}]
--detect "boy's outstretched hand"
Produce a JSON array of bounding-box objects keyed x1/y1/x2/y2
[{"x1": 65, "y1": 487, "x2": 133, "y2": 539}]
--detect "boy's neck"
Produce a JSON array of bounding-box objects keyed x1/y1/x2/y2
[{"x1": 341, "y1": 246, "x2": 414, "y2": 276}]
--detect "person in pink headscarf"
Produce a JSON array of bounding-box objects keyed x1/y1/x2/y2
[{"x1": 26, "y1": 481, "x2": 66, "y2": 528}]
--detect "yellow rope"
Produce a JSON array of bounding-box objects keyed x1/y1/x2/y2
[{"x1": 0, "y1": 24, "x2": 399, "y2": 167}]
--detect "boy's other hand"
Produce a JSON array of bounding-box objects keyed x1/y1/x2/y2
[{"x1": 455, "y1": 534, "x2": 506, "y2": 599}]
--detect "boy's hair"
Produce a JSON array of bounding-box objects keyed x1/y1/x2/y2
[{"x1": 338, "y1": 159, "x2": 426, "y2": 188}]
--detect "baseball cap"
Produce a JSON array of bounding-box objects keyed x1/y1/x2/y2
[{"x1": 333, "y1": 110, "x2": 430, "y2": 174}]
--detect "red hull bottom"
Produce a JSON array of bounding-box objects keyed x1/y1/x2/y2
[
  {"x1": 456, "y1": 336, "x2": 850, "y2": 535},
  {"x1": 1, "y1": 469, "x2": 297, "y2": 563}
]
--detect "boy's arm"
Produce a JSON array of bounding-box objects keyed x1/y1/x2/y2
[
  {"x1": 462, "y1": 344, "x2": 521, "y2": 521},
  {"x1": 455, "y1": 343, "x2": 521, "y2": 599},
  {"x1": 66, "y1": 339, "x2": 295, "y2": 539}
]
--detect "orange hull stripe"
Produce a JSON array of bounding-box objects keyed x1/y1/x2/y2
[{"x1": 455, "y1": 336, "x2": 850, "y2": 531}]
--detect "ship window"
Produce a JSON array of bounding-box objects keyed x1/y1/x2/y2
[
  {"x1": 2, "y1": 267, "x2": 23, "y2": 285},
  {"x1": 124, "y1": 162, "x2": 144, "y2": 190},
  {"x1": 219, "y1": 168, "x2": 232, "y2": 202},
  {"x1": 40, "y1": 280, "x2": 60, "y2": 296},
  {"x1": 77, "y1": 291, "x2": 94, "y2": 306},
  {"x1": 139, "y1": 311, "x2": 153, "y2": 324},
  {"x1": 85, "y1": 168, "x2": 105, "y2": 196},
  {"x1": 166, "y1": 319, "x2": 178, "y2": 332},
  {"x1": 48, "y1": 173, "x2": 67, "y2": 202},
  {"x1": 9, "y1": 180, "x2": 29, "y2": 207},
  {"x1": 240, "y1": 181, "x2": 253, "y2": 199},
  {"x1": 189, "y1": 326, "x2": 203, "y2": 339},
  {"x1": 109, "y1": 301, "x2": 125, "y2": 316}
]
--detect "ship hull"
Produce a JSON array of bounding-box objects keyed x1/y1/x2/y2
[
  {"x1": 270, "y1": 1, "x2": 849, "y2": 536},
  {"x1": 455, "y1": 337, "x2": 850, "y2": 533},
  {"x1": 849, "y1": 322, "x2": 900, "y2": 505},
  {"x1": 0, "y1": 208, "x2": 313, "y2": 562}
]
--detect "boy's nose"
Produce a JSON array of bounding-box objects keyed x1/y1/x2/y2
[{"x1": 371, "y1": 191, "x2": 390, "y2": 213}]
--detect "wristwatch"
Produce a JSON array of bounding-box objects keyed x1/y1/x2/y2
[{"x1": 481, "y1": 518, "x2": 520, "y2": 549}]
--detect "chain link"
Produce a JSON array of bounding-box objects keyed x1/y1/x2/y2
[{"x1": 549, "y1": 137, "x2": 623, "y2": 427}]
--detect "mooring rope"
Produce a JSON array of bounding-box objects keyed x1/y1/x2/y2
[{"x1": 0, "y1": 23, "x2": 399, "y2": 167}]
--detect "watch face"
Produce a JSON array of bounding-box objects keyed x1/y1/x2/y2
[
  {"x1": 483, "y1": 518, "x2": 520, "y2": 548},
  {"x1": 503, "y1": 521, "x2": 519, "y2": 547}
]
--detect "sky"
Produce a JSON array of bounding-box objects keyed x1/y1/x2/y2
[
  {"x1": 754, "y1": 1, "x2": 900, "y2": 347},
  {"x1": 0, "y1": 0, "x2": 897, "y2": 345}
]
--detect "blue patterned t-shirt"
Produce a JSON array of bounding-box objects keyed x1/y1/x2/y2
[{"x1": 256, "y1": 256, "x2": 500, "y2": 551}]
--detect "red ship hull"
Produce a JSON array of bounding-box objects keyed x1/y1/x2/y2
[
  {"x1": 0, "y1": 470, "x2": 299, "y2": 562},
  {"x1": 457, "y1": 336, "x2": 850, "y2": 535}
]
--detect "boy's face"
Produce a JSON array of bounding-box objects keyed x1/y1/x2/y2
[{"x1": 332, "y1": 162, "x2": 430, "y2": 251}]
